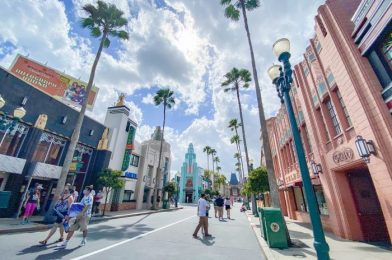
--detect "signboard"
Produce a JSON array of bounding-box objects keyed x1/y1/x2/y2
[
  {"x1": 124, "y1": 172, "x2": 138, "y2": 179},
  {"x1": 9, "y1": 55, "x2": 98, "y2": 110}
]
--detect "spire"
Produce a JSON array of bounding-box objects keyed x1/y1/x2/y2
[
  {"x1": 151, "y1": 126, "x2": 163, "y2": 141},
  {"x1": 229, "y1": 173, "x2": 239, "y2": 185}
]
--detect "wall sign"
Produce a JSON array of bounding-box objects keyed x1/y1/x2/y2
[{"x1": 332, "y1": 148, "x2": 354, "y2": 164}]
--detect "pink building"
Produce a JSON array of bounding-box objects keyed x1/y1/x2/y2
[{"x1": 266, "y1": 0, "x2": 392, "y2": 243}]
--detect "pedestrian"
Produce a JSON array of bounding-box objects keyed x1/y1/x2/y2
[
  {"x1": 215, "y1": 194, "x2": 224, "y2": 221},
  {"x1": 206, "y1": 197, "x2": 211, "y2": 218},
  {"x1": 21, "y1": 184, "x2": 42, "y2": 224},
  {"x1": 39, "y1": 187, "x2": 74, "y2": 245},
  {"x1": 225, "y1": 197, "x2": 231, "y2": 219},
  {"x1": 192, "y1": 194, "x2": 211, "y2": 238},
  {"x1": 93, "y1": 190, "x2": 103, "y2": 215},
  {"x1": 72, "y1": 186, "x2": 79, "y2": 201},
  {"x1": 57, "y1": 185, "x2": 93, "y2": 248},
  {"x1": 213, "y1": 196, "x2": 218, "y2": 218}
]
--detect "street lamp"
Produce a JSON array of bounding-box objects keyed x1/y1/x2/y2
[
  {"x1": 311, "y1": 161, "x2": 322, "y2": 176},
  {"x1": 269, "y1": 38, "x2": 330, "y2": 260},
  {"x1": 355, "y1": 135, "x2": 376, "y2": 163},
  {"x1": 0, "y1": 94, "x2": 27, "y2": 132}
]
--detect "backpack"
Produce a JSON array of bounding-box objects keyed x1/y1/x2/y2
[{"x1": 54, "y1": 195, "x2": 70, "y2": 214}]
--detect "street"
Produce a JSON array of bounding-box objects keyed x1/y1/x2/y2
[{"x1": 0, "y1": 204, "x2": 265, "y2": 260}]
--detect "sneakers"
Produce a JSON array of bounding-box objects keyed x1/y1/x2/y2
[
  {"x1": 80, "y1": 239, "x2": 86, "y2": 246},
  {"x1": 57, "y1": 241, "x2": 68, "y2": 249}
]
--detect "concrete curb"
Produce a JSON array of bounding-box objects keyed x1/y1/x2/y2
[
  {"x1": 246, "y1": 211, "x2": 276, "y2": 260},
  {"x1": 0, "y1": 207, "x2": 183, "y2": 235}
]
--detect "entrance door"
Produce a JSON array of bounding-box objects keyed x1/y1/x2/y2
[
  {"x1": 348, "y1": 169, "x2": 390, "y2": 242},
  {"x1": 185, "y1": 192, "x2": 193, "y2": 203}
]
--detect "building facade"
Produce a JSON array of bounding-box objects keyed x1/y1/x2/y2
[
  {"x1": 0, "y1": 67, "x2": 111, "y2": 217},
  {"x1": 266, "y1": 0, "x2": 392, "y2": 243},
  {"x1": 229, "y1": 173, "x2": 240, "y2": 198},
  {"x1": 134, "y1": 127, "x2": 171, "y2": 210},
  {"x1": 179, "y1": 143, "x2": 202, "y2": 203}
]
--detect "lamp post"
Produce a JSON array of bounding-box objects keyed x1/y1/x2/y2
[{"x1": 268, "y1": 38, "x2": 330, "y2": 260}]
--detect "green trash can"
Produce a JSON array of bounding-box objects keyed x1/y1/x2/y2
[
  {"x1": 258, "y1": 207, "x2": 267, "y2": 240},
  {"x1": 262, "y1": 208, "x2": 288, "y2": 249},
  {"x1": 0, "y1": 191, "x2": 11, "y2": 209},
  {"x1": 162, "y1": 199, "x2": 169, "y2": 209}
]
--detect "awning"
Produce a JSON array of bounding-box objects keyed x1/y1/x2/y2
[
  {"x1": 0, "y1": 154, "x2": 26, "y2": 174},
  {"x1": 31, "y1": 162, "x2": 62, "y2": 179}
]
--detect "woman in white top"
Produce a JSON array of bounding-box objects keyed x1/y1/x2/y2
[{"x1": 224, "y1": 198, "x2": 231, "y2": 219}]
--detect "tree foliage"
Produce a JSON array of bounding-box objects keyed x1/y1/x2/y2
[
  {"x1": 163, "y1": 181, "x2": 177, "y2": 195},
  {"x1": 97, "y1": 168, "x2": 125, "y2": 216},
  {"x1": 247, "y1": 166, "x2": 269, "y2": 193}
]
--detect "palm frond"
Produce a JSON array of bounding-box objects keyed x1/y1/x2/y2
[
  {"x1": 103, "y1": 37, "x2": 111, "y2": 48},
  {"x1": 220, "y1": 0, "x2": 232, "y2": 6},
  {"x1": 245, "y1": 0, "x2": 261, "y2": 11},
  {"x1": 81, "y1": 17, "x2": 94, "y2": 29},
  {"x1": 224, "y1": 5, "x2": 240, "y2": 21},
  {"x1": 90, "y1": 27, "x2": 102, "y2": 38}
]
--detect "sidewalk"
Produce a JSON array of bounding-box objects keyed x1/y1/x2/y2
[
  {"x1": 0, "y1": 206, "x2": 183, "y2": 235},
  {"x1": 246, "y1": 211, "x2": 392, "y2": 260}
]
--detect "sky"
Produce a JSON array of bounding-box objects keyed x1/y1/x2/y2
[{"x1": 0, "y1": 0, "x2": 325, "y2": 179}]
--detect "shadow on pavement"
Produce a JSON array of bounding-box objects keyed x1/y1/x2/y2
[{"x1": 35, "y1": 246, "x2": 79, "y2": 260}]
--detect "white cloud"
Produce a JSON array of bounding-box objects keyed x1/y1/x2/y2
[
  {"x1": 0, "y1": 0, "x2": 325, "y2": 178},
  {"x1": 141, "y1": 93, "x2": 155, "y2": 105}
]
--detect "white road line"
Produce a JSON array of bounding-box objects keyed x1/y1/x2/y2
[{"x1": 71, "y1": 215, "x2": 196, "y2": 260}]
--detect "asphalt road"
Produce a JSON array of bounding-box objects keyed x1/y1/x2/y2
[{"x1": 0, "y1": 203, "x2": 265, "y2": 260}]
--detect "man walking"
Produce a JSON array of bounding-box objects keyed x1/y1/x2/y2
[
  {"x1": 215, "y1": 195, "x2": 224, "y2": 221},
  {"x1": 193, "y1": 194, "x2": 211, "y2": 238},
  {"x1": 58, "y1": 185, "x2": 93, "y2": 248}
]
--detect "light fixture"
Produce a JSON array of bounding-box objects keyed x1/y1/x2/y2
[
  {"x1": 89, "y1": 129, "x2": 94, "y2": 136},
  {"x1": 0, "y1": 95, "x2": 5, "y2": 109},
  {"x1": 21, "y1": 96, "x2": 28, "y2": 106},
  {"x1": 272, "y1": 38, "x2": 291, "y2": 58},
  {"x1": 267, "y1": 64, "x2": 281, "y2": 81},
  {"x1": 13, "y1": 106, "x2": 26, "y2": 119},
  {"x1": 355, "y1": 135, "x2": 376, "y2": 163},
  {"x1": 61, "y1": 116, "x2": 67, "y2": 124},
  {"x1": 311, "y1": 160, "x2": 322, "y2": 175}
]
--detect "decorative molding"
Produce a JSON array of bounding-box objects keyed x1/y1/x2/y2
[
  {"x1": 34, "y1": 114, "x2": 47, "y2": 130},
  {"x1": 0, "y1": 154, "x2": 26, "y2": 174},
  {"x1": 31, "y1": 162, "x2": 62, "y2": 179},
  {"x1": 332, "y1": 148, "x2": 354, "y2": 164}
]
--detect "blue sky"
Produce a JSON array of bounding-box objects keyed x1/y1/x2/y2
[{"x1": 0, "y1": 0, "x2": 324, "y2": 176}]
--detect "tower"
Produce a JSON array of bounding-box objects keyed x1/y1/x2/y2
[{"x1": 179, "y1": 143, "x2": 200, "y2": 203}]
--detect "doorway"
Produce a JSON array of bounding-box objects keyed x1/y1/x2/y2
[
  {"x1": 185, "y1": 192, "x2": 193, "y2": 203},
  {"x1": 347, "y1": 168, "x2": 390, "y2": 242}
]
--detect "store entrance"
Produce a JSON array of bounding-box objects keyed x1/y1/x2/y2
[
  {"x1": 347, "y1": 168, "x2": 390, "y2": 242},
  {"x1": 185, "y1": 192, "x2": 193, "y2": 203}
]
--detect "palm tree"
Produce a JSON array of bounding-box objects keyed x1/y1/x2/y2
[
  {"x1": 203, "y1": 146, "x2": 212, "y2": 171},
  {"x1": 230, "y1": 133, "x2": 245, "y2": 182},
  {"x1": 216, "y1": 166, "x2": 222, "y2": 173},
  {"x1": 152, "y1": 88, "x2": 175, "y2": 209},
  {"x1": 55, "y1": 1, "x2": 129, "y2": 200},
  {"x1": 220, "y1": 0, "x2": 280, "y2": 208},
  {"x1": 210, "y1": 148, "x2": 217, "y2": 172},
  {"x1": 213, "y1": 156, "x2": 220, "y2": 171},
  {"x1": 222, "y1": 68, "x2": 251, "y2": 177}
]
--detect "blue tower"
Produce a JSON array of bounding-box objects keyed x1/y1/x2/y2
[{"x1": 179, "y1": 143, "x2": 201, "y2": 203}]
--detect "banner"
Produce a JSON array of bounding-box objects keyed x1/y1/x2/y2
[{"x1": 9, "y1": 55, "x2": 98, "y2": 110}]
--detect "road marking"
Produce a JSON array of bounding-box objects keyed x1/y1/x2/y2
[{"x1": 71, "y1": 215, "x2": 196, "y2": 260}]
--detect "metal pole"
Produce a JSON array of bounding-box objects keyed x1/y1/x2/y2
[{"x1": 279, "y1": 53, "x2": 330, "y2": 260}]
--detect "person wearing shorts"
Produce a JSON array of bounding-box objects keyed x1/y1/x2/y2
[
  {"x1": 225, "y1": 197, "x2": 231, "y2": 219},
  {"x1": 58, "y1": 185, "x2": 93, "y2": 249}
]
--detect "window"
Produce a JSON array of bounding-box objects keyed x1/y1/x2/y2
[
  {"x1": 314, "y1": 185, "x2": 329, "y2": 215},
  {"x1": 316, "y1": 15, "x2": 327, "y2": 37},
  {"x1": 325, "y1": 99, "x2": 342, "y2": 136},
  {"x1": 306, "y1": 48, "x2": 316, "y2": 63},
  {"x1": 70, "y1": 144, "x2": 93, "y2": 173},
  {"x1": 336, "y1": 89, "x2": 352, "y2": 127},
  {"x1": 312, "y1": 90, "x2": 319, "y2": 106},
  {"x1": 325, "y1": 68, "x2": 336, "y2": 87},
  {"x1": 130, "y1": 154, "x2": 139, "y2": 167},
  {"x1": 302, "y1": 62, "x2": 310, "y2": 76},
  {"x1": 0, "y1": 123, "x2": 29, "y2": 157},
  {"x1": 314, "y1": 37, "x2": 322, "y2": 53},
  {"x1": 317, "y1": 77, "x2": 327, "y2": 96},
  {"x1": 123, "y1": 190, "x2": 134, "y2": 202},
  {"x1": 32, "y1": 132, "x2": 66, "y2": 165},
  {"x1": 381, "y1": 32, "x2": 392, "y2": 68},
  {"x1": 294, "y1": 187, "x2": 307, "y2": 212}
]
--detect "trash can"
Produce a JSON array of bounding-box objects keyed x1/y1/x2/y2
[
  {"x1": 0, "y1": 191, "x2": 11, "y2": 209},
  {"x1": 162, "y1": 199, "x2": 169, "y2": 209},
  {"x1": 262, "y1": 207, "x2": 288, "y2": 249},
  {"x1": 258, "y1": 207, "x2": 267, "y2": 240}
]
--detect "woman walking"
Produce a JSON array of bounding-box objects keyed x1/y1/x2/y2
[
  {"x1": 39, "y1": 188, "x2": 74, "y2": 245},
  {"x1": 21, "y1": 185, "x2": 42, "y2": 224},
  {"x1": 225, "y1": 197, "x2": 231, "y2": 219}
]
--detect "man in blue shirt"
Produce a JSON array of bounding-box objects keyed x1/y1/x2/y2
[{"x1": 215, "y1": 195, "x2": 224, "y2": 221}]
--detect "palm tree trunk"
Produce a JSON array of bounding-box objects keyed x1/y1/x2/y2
[
  {"x1": 54, "y1": 32, "x2": 107, "y2": 204},
  {"x1": 235, "y1": 127, "x2": 245, "y2": 183},
  {"x1": 102, "y1": 187, "x2": 110, "y2": 216},
  {"x1": 153, "y1": 102, "x2": 166, "y2": 209},
  {"x1": 235, "y1": 85, "x2": 251, "y2": 175},
  {"x1": 239, "y1": 0, "x2": 280, "y2": 208}
]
